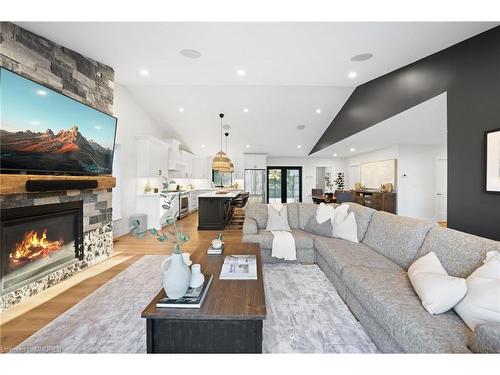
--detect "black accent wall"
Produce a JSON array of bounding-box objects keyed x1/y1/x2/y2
[{"x1": 311, "y1": 26, "x2": 500, "y2": 240}]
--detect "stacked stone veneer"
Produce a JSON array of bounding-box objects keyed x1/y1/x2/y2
[
  {"x1": 1, "y1": 189, "x2": 114, "y2": 310},
  {"x1": 0, "y1": 22, "x2": 114, "y2": 115},
  {"x1": 0, "y1": 22, "x2": 116, "y2": 309}
]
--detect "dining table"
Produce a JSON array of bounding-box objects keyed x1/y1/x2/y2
[{"x1": 311, "y1": 195, "x2": 337, "y2": 204}]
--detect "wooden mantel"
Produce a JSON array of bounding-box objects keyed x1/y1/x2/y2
[{"x1": 0, "y1": 174, "x2": 116, "y2": 195}]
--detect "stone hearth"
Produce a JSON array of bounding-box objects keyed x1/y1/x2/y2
[{"x1": 1, "y1": 189, "x2": 113, "y2": 310}]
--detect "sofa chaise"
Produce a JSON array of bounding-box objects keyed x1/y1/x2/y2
[{"x1": 242, "y1": 202, "x2": 500, "y2": 353}]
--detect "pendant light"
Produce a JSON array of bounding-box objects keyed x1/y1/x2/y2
[
  {"x1": 225, "y1": 132, "x2": 235, "y2": 173},
  {"x1": 212, "y1": 113, "x2": 232, "y2": 172}
]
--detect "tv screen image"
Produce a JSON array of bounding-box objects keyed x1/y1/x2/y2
[{"x1": 0, "y1": 68, "x2": 117, "y2": 175}]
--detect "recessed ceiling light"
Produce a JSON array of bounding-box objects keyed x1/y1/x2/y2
[
  {"x1": 350, "y1": 148, "x2": 355, "y2": 152},
  {"x1": 236, "y1": 69, "x2": 246, "y2": 77},
  {"x1": 201, "y1": 145, "x2": 206, "y2": 148},
  {"x1": 179, "y1": 107, "x2": 184, "y2": 112},
  {"x1": 36, "y1": 90, "x2": 47, "y2": 96},
  {"x1": 297, "y1": 145, "x2": 302, "y2": 149},
  {"x1": 246, "y1": 144, "x2": 251, "y2": 148},
  {"x1": 296, "y1": 124, "x2": 306, "y2": 130},
  {"x1": 243, "y1": 108, "x2": 249, "y2": 113},
  {"x1": 333, "y1": 153, "x2": 338, "y2": 157},
  {"x1": 348, "y1": 71, "x2": 357, "y2": 79},
  {"x1": 95, "y1": 126, "x2": 101, "y2": 130},
  {"x1": 31, "y1": 120, "x2": 40, "y2": 125},
  {"x1": 316, "y1": 108, "x2": 322, "y2": 114},
  {"x1": 223, "y1": 124, "x2": 231, "y2": 130},
  {"x1": 139, "y1": 69, "x2": 149, "y2": 76},
  {"x1": 180, "y1": 49, "x2": 202, "y2": 59},
  {"x1": 351, "y1": 53, "x2": 374, "y2": 62}
]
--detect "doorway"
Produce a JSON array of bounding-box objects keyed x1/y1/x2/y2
[
  {"x1": 267, "y1": 167, "x2": 302, "y2": 203},
  {"x1": 434, "y1": 157, "x2": 447, "y2": 223}
]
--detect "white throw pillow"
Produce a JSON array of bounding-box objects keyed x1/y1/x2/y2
[
  {"x1": 316, "y1": 203, "x2": 335, "y2": 224},
  {"x1": 408, "y1": 252, "x2": 467, "y2": 315},
  {"x1": 454, "y1": 253, "x2": 500, "y2": 331},
  {"x1": 331, "y1": 205, "x2": 358, "y2": 243},
  {"x1": 266, "y1": 204, "x2": 291, "y2": 231}
]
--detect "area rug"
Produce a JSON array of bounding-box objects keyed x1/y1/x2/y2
[{"x1": 14, "y1": 256, "x2": 378, "y2": 353}]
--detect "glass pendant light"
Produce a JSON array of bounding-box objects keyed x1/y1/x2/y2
[{"x1": 224, "y1": 132, "x2": 235, "y2": 173}]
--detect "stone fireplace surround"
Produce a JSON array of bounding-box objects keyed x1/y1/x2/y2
[{"x1": 0, "y1": 188, "x2": 114, "y2": 310}]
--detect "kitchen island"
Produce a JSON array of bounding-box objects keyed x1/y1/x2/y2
[{"x1": 198, "y1": 190, "x2": 241, "y2": 230}]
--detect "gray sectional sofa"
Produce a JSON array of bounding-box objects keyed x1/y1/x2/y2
[{"x1": 242, "y1": 202, "x2": 500, "y2": 353}]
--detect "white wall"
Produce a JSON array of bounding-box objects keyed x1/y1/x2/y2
[
  {"x1": 345, "y1": 144, "x2": 447, "y2": 222},
  {"x1": 397, "y1": 144, "x2": 446, "y2": 221},
  {"x1": 112, "y1": 84, "x2": 174, "y2": 237},
  {"x1": 266, "y1": 157, "x2": 347, "y2": 203}
]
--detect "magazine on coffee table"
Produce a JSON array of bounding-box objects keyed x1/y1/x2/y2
[
  {"x1": 220, "y1": 255, "x2": 257, "y2": 280},
  {"x1": 156, "y1": 274, "x2": 213, "y2": 308}
]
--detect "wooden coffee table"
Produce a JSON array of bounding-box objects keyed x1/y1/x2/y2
[{"x1": 141, "y1": 242, "x2": 266, "y2": 353}]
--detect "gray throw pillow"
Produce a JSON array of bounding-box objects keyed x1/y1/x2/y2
[{"x1": 304, "y1": 215, "x2": 333, "y2": 237}]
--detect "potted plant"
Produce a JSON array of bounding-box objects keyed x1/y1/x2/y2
[{"x1": 131, "y1": 179, "x2": 191, "y2": 299}]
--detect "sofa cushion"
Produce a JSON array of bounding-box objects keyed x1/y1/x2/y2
[
  {"x1": 244, "y1": 203, "x2": 268, "y2": 229},
  {"x1": 341, "y1": 265, "x2": 472, "y2": 353},
  {"x1": 266, "y1": 204, "x2": 291, "y2": 231},
  {"x1": 243, "y1": 229, "x2": 314, "y2": 249},
  {"x1": 471, "y1": 323, "x2": 500, "y2": 353},
  {"x1": 362, "y1": 211, "x2": 434, "y2": 269},
  {"x1": 314, "y1": 237, "x2": 401, "y2": 277},
  {"x1": 286, "y1": 203, "x2": 300, "y2": 230},
  {"x1": 415, "y1": 226, "x2": 500, "y2": 278},
  {"x1": 242, "y1": 217, "x2": 258, "y2": 235},
  {"x1": 343, "y1": 203, "x2": 376, "y2": 242},
  {"x1": 297, "y1": 203, "x2": 337, "y2": 229}
]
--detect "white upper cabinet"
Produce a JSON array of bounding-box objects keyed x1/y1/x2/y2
[
  {"x1": 136, "y1": 136, "x2": 169, "y2": 177},
  {"x1": 244, "y1": 154, "x2": 267, "y2": 170},
  {"x1": 232, "y1": 155, "x2": 245, "y2": 179},
  {"x1": 194, "y1": 156, "x2": 212, "y2": 179},
  {"x1": 180, "y1": 150, "x2": 194, "y2": 178}
]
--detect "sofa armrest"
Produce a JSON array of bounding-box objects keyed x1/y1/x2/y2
[
  {"x1": 243, "y1": 217, "x2": 258, "y2": 235},
  {"x1": 471, "y1": 323, "x2": 500, "y2": 353}
]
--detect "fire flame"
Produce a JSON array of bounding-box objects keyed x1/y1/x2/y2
[{"x1": 9, "y1": 229, "x2": 64, "y2": 268}]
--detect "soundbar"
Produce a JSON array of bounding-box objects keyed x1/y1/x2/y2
[{"x1": 26, "y1": 179, "x2": 98, "y2": 192}]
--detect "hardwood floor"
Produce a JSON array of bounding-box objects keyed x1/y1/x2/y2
[{"x1": 1, "y1": 211, "x2": 243, "y2": 352}]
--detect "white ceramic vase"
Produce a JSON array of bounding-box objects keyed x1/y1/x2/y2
[
  {"x1": 161, "y1": 252, "x2": 191, "y2": 299},
  {"x1": 189, "y1": 264, "x2": 205, "y2": 288}
]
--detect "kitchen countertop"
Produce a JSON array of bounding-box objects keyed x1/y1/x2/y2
[{"x1": 198, "y1": 190, "x2": 241, "y2": 198}]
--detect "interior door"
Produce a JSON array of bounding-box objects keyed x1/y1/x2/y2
[
  {"x1": 435, "y1": 158, "x2": 447, "y2": 222},
  {"x1": 267, "y1": 167, "x2": 302, "y2": 203}
]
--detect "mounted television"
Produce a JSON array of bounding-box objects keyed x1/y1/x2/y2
[{"x1": 0, "y1": 68, "x2": 117, "y2": 175}]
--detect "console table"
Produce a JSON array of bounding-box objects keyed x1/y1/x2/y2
[{"x1": 353, "y1": 190, "x2": 397, "y2": 214}]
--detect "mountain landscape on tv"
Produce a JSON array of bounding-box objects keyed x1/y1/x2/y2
[{"x1": 1, "y1": 126, "x2": 113, "y2": 174}]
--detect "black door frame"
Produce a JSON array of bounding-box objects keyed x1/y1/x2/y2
[{"x1": 266, "y1": 166, "x2": 303, "y2": 203}]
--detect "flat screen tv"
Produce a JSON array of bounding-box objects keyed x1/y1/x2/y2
[{"x1": 0, "y1": 68, "x2": 117, "y2": 175}]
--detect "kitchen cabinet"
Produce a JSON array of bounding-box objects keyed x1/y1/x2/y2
[
  {"x1": 135, "y1": 192, "x2": 179, "y2": 230},
  {"x1": 244, "y1": 154, "x2": 267, "y2": 170},
  {"x1": 232, "y1": 156, "x2": 245, "y2": 179},
  {"x1": 136, "y1": 136, "x2": 169, "y2": 177},
  {"x1": 180, "y1": 150, "x2": 194, "y2": 178},
  {"x1": 194, "y1": 156, "x2": 212, "y2": 179}
]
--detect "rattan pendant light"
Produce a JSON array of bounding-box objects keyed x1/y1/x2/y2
[{"x1": 212, "y1": 113, "x2": 232, "y2": 172}]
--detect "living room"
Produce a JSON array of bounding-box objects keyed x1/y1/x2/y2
[{"x1": 1, "y1": 1, "x2": 499, "y2": 373}]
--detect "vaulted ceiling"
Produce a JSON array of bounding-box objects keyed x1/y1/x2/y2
[{"x1": 19, "y1": 22, "x2": 498, "y2": 157}]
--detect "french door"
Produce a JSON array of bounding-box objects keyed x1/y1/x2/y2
[{"x1": 267, "y1": 167, "x2": 302, "y2": 203}]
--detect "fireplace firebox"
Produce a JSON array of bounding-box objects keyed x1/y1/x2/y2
[{"x1": 0, "y1": 201, "x2": 83, "y2": 295}]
